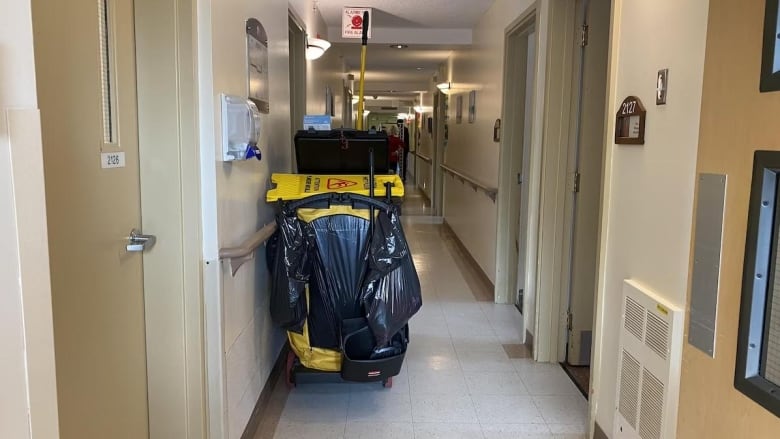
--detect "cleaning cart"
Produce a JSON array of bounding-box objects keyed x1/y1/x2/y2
[{"x1": 266, "y1": 130, "x2": 422, "y2": 388}]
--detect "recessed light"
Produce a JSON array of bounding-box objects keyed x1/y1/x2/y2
[
  {"x1": 390, "y1": 44, "x2": 408, "y2": 49},
  {"x1": 416, "y1": 67, "x2": 424, "y2": 71}
]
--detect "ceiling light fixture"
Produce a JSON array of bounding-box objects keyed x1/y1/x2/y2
[
  {"x1": 306, "y1": 36, "x2": 331, "y2": 60},
  {"x1": 390, "y1": 44, "x2": 408, "y2": 49},
  {"x1": 436, "y1": 82, "x2": 452, "y2": 93}
]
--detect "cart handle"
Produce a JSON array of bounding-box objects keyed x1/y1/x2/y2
[{"x1": 280, "y1": 192, "x2": 394, "y2": 213}]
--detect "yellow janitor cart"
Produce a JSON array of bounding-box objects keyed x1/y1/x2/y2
[{"x1": 267, "y1": 132, "x2": 422, "y2": 388}]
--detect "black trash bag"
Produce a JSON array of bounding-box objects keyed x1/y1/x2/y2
[
  {"x1": 307, "y1": 214, "x2": 371, "y2": 330},
  {"x1": 265, "y1": 229, "x2": 279, "y2": 272},
  {"x1": 270, "y1": 212, "x2": 310, "y2": 332},
  {"x1": 362, "y1": 207, "x2": 422, "y2": 346}
]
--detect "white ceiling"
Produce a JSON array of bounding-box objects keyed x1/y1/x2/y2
[{"x1": 309, "y1": 0, "x2": 495, "y2": 110}]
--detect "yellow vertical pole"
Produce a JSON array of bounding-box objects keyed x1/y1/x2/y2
[
  {"x1": 357, "y1": 46, "x2": 367, "y2": 129},
  {"x1": 356, "y1": 11, "x2": 369, "y2": 130}
]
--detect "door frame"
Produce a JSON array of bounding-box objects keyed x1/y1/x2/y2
[
  {"x1": 432, "y1": 90, "x2": 445, "y2": 216},
  {"x1": 289, "y1": 12, "x2": 307, "y2": 166},
  {"x1": 1, "y1": 2, "x2": 60, "y2": 436},
  {"x1": 559, "y1": 0, "x2": 589, "y2": 365},
  {"x1": 496, "y1": 0, "x2": 582, "y2": 362},
  {"x1": 533, "y1": 0, "x2": 578, "y2": 363},
  {"x1": 559, "y1": 0, "x2": 610, "y2": 367},
  {"x1": 495, "y1": 9, "x2": 537, "y2": 341},
  {"x1": 135, "y1": 0, "x2": 206, "y2": 437}
]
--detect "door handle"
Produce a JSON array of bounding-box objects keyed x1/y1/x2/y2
[{"x1": 126, "y1": 229, "x2": 157, "y2": 252}]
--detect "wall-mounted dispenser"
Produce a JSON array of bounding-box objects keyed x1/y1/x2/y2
[{"x1": 220, "y1": 94, "x2": 262, "y2": 161}]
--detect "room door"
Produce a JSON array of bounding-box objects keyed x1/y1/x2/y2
[
  {"x1": 514, "y1": 28, "x2": 536, "y2": 315},
  {"x1": 32, "y1": 0, "x2": 151, "y2": 437},
  {"x1": 566, "y1": 0, "x2": 610, "y2": 366}
]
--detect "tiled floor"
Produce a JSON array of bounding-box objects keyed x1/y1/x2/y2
[{"x1": 261, "y1": 186, "x2": 588, "y2": 439}]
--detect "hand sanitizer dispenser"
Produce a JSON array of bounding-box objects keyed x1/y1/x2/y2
[{"x1": 220, "y1": 94, "x2": 262, "y2": 161}]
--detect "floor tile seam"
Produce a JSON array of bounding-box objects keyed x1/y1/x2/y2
[
  {"x1": 410, "y1": 422, "x2": 486, "y2": 439},
  {"x1": 529, "y1": 396, "x2": 586, "y2": 426},
  {"x1": 478, "y1": 421, "x2": 556, "y2": 437},
  {"x1": 429, "y1": 288, "x2": 459, "y2": 355},
  {"x1": 440, "y1": 297, "x2": 500, "y2": 340}
]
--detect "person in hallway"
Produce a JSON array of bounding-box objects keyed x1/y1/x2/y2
[
  {"x1": 388, "y1": 125, "x2": 403, "y2": 174},
  {"x1": 397, "y1": 119, "x2": 410, "y2": 182}
]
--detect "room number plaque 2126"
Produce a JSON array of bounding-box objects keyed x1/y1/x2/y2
[{"x1": 101, "y1": 152, "x2": 126, "y2": 169}]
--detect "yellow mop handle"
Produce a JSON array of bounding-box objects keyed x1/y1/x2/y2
[
  {"x1": 356, "y1": 11, "x2": 369, "y2": 130},
  {"x1": 357, "y1": 46, "x2": 367, "y2": 130}
]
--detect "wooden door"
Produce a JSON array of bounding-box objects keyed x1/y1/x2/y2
[{"x1": 32, "y1": 0, "x2": 150, "y2": 437}]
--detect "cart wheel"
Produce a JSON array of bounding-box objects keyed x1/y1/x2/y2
[
  {"x1": 382, "y1": 377, "x2": 393, "y2": 388},
  {"x1": 285, "y1": 350, "x2": 296, "y2": 389}
]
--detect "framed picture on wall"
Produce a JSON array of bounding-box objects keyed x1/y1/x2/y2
[
  {"x1": 760, "y1": 0, "x2": 780, "y2": 92},
  {"x1": 456, "y1": 95, "x2": 463, "y2": 124},
  {"x1": 468, "y1": 90, "x2": 476, "y2": 123}
]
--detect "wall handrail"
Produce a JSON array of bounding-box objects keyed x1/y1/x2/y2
[
  {"x1": 219, "y1": 222, "x2": 278, "y2": 276},
  {"x1": 416, "y1": 152, "x2": 433, "y2": 163},
  {"x1": 440, "y1": 164, "x2": 498, "y2": 202}
]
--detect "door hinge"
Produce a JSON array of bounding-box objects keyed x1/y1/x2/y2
[
  {"x1": 567, "y1": 311, "x2": 573, "y2": 331},
  {"x1": 572, "y1": 171, "x2": 581, "y2": 193},
  {"x1": 580, "y1": 24, "x2": 589, "y2": 47}
]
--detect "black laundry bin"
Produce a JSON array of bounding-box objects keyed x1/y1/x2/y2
[{"x1": 340, "y1": 317, "x2": 408, "y2": 383}]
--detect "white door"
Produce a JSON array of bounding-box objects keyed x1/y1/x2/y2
[
  {"x1": 33, "y1": 0, "x2": 151, "y2": 437},
  {"x1": 566, "y1": 0, "x2": 610, "y2": 366},
  {"x1": 515, "y1": 29, "x2": 537, "y2": 314}
]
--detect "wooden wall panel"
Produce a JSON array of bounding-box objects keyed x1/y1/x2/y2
[{"x1": 679, "y1": 0, "x2": 780, "y2": 436}]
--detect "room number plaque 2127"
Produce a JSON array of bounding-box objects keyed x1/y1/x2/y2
[{"x1": 614, "y1": 96, "x2": 646, "y2": 145}]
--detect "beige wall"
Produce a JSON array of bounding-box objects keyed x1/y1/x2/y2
[
  {"x1": 0, "y1": 1, "x2": 59, "y2": 438},
  {"x1": 197, "y1": 0, "x2": 347, "y2": 436},
  {"x1": 197, "y1": 0, "x2": 289, "y2": 436},
  {"x1": 306, "y1": 44, "x2": 346, "y2": 130},
  {"x1": 592, "y1": 0, "x2": 709, "y2": 432},
  {"x1": 416, "y1": 87, "x2": 435, "y2": 199},
  {"x1": 677, "y1": 0, "x2": 780, "y2": 436},
  {"x1": 441, "y1": 0, "x2": 535, "y2": 283}
]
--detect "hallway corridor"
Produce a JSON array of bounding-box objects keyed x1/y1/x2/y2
[{"x1": 254, "y1": 188, "x2": 588, "y2": 439}]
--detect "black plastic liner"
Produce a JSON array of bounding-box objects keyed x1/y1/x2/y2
[
  {"x1": 269, "y1": 212, "x2": 309, "y2": 332},
  {"x1": 270, "y1": 203, "x2": 421, "y2": 349},
  {"x1": 305, "y1": 278, "x2": 340, "y2": 349},
  {"x1": 308, "y1": 214, "x2": 370, "y2": 323},
  {"x1": 361, "y1": 207, "x2": 422, "y2": 346}
]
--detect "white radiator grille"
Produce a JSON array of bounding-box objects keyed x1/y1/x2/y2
[
  {"x1": 639, "y1": 370, "x2": 664, "y2": 439},
  {"x1": 619, "y1": 350, "x2": 641, "y2": 428},
  {"x1": 625, "y1": 297, "x2": 645, "y2": 340},
  {"x1": 614, "y1": 280, "x2": 684, "y2": 439},
  {"x1": 645, "y1": 312, "x2": 669, "y2": 361}
]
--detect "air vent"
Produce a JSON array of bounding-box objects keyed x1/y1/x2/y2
[
  {"x1": 614, "y1": 280, "x2": 683, "y2": 439},
  {"x1": 639, "y1": 370, "x2": 664, "y2": 439},
  {"x1": 625, "y1": 297, "x2": 645, "y2": 340},
  {"x1": 619, "y1": 350, "x2": 641, "y2": 428},
  {"x1": 645, "y1": 312, "x2": 669, "y2": 360}
]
